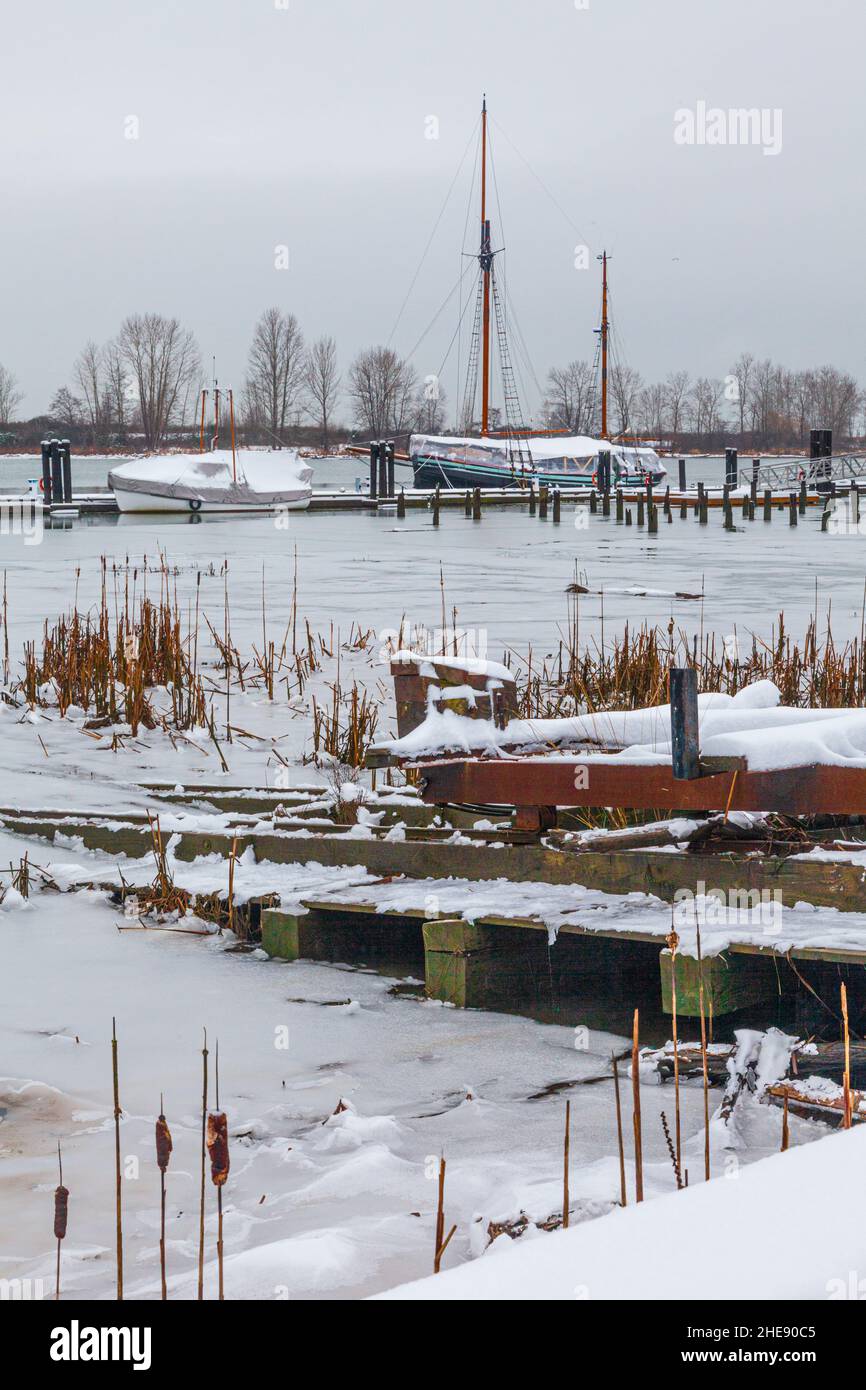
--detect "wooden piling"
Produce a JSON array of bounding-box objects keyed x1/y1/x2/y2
[
  {"x1": 616, "y1": 489, "x2": 624, "y2": 523},
  {"x1": 647, "y1": 502, "x2": 658, "y2": 534},
  {"x1": 637, "y1": 495, "x2": 645, "y2": 526},
  {"x1": 589, "y1": 489, "x2": 597, "y2": 514},
  {"x1": 670, "y1": 667, "x2": 700, "y2": 779},
  {"x1": 552, "y1": 486, "x2": 561, "y2": 523},
  {"x1": 396, "y1": 487, "x2": 406, "y2": 519},
  {"x1": 789, "y1": 492, "x2": 798, "y2": 526},
  {"x1": 472, "y1": 487, "x2": 481, "y2": 521},
  {"x1": 612, "y1": 1054, "x2": 627, "y2": 1206},
  {"x1": 763, "y1": 488, "x2": 772, "y2": 521},
  {"x1": 632, "y1": 1009, "x2": 643, "y2": 1202},
  {"x1": 432, "y1": 487, "x2": 440, "y2": 526},
  {"x1": 539, "y1": 484, "x2": 548, "y2": 520},
  {"x1": 528, "y1": 483, "x2": 536, "y2": 516}
]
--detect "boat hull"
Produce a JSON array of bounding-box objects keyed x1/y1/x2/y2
[
  {"x1": 113, "y1": 486, "x2": 311, "y2": 514},
  {"x1": 412, "y1": 457, "x2": 666, "y2": 491}
]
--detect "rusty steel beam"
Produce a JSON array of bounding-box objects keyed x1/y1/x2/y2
[{"x1": 416, "y1": 757, "x2": 866, "y2": 817}]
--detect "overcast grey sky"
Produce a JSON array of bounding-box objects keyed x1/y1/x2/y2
[{"x1": 3, "y1": 0, "x2": 863, "y2": 418}]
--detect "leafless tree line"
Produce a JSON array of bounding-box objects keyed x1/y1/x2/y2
[{"x1": 545, "y1": 353, "x2": 863, "y2": 449}]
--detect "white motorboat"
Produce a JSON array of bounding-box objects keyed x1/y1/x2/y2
[{"x1": 109, "y1": 449, "x2": 313, "y2": 514}]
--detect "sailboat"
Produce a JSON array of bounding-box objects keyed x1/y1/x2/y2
[
  {"x1": 109, "y1": 387, "x2": 313, "y2": 514},
  {"x1": 410, "y1": 99, "x2": 666, "y2": 491}
]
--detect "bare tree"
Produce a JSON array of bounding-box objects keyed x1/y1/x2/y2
[
  {"x1": 413, "y1": 375, "x2": 447, "y2": 434},
  {"x1": 664, "y1": 370, "x2": 690, "y2": 449},
  {"x1": 728, "y1": 352, "x2": 754, "y2": 435},
  {"x1": 348, "y1": 346, "x2": 417, "y2": 436},
  {"x1": 244, "y1": 307, "x2": 305, "y2": 444},
  {"x1": 74, "y1": 340, "x2": 108, "y2": 446},
  {"x1": 0, "y1": 364, "x2": 23, "y2": 427},
  {"x1": 303, "y1": 336, "x2": 340, "y2": 450},
  {"x1": 118, "y1": 314, "x2": 200, "y2": 450},
  {"x1": 544, "y1": 360, "x2": 595, "y2": 433},
  {"x1": 103, "y1": 341, "x2": 131, "y2": 443},
  {"x1": 637, "y1": 381, "x2": 666, "y2": 442},
  {"x1": 609, "y1": 364, "x2": 643, "y2": 437},
  {"x1": 688, "y1": 377, "x2": 725, "y2": 441},
  {"x1": 49, "y1": 387, "x2": 84, "y2": 429}
]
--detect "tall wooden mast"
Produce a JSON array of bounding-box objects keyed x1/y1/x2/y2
[
  {"x1": 599, "y1": 250, "x2": 609, "y2": 438},
  {"x1": 480, "y1": 96, "x2": 492, "y2": 435}
]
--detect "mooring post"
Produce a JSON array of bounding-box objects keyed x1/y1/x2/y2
[
  {"x1": 798, "y1": 477, "x2": 807, "y2": 515},
  {"x1": 625, "y1": 508, "x2": 632, "y2": 525},
  {"x1": 552, "y1": 486, "x2": 561, "y2": 523},
  {"x1": 378, "y1": 444, "x2": 388, "y2": 499},
  {"x1": 50, "y1": 439, "x2": 63, "y2": 505},
  {"x1": 589, "y1": 489, "x2": 597, "y2": 514},
  {"x1": 789, "y1": 492, "x2": 798, "y2": 526},
  {"x1": 751, "y1": 458, "x2": 759, "y2": 505},
  {"x1": 528, "y1": 482, "x2": 536, "y2": 516},
  {"x1": 723, "y1": 495, "x2": 734, "y2": 530},
  {"x1": 386, "y1": 441, "x2": 395, "y2": 498},
  {"x1": 539, "y1": 484, "x2": 548, "y2": 520},
  {"x1": 369, "y1": 441, "x2": 379, "y2": 499},
  {"x1": 852, "y1": 484, "x2": 860, "y2": 526},
  {"x1": 763, "y1": 488, "x2": 772, "y2": 521},
  {"x1": 637, "y1": 493, "x2": 645, "y2": 526},
  {"x1": 599, "y1": 449, "x2": 611, "y2": 495},
  {"x1": 61, "y1": 440, "x2": 72, "y2": 503},
  {"x1": 472, "y1": 487, "x2": 481, "y2": 521},
  {"x1": 464, "y1": 489, "x2": 472, "y2": 517},
  {"x1": 725, "y1": 447, "x2": 738, "y2": 488},
  {"x1": 647, "y1": 502, "x2": 658, "y2": 534},
  {"x1": 397, "y1": 487, "x2": 406, "y2": 519},
  {"x1": 678, "y1": 457, "x2": 686, "y2": 491},
  {"x1": 40, "y1": 439, "x2": 52, "y2": 503},
  {"x1": 670, "y1": 667, "x2": 700, "y2": 780},
  {"x1": 615, "y1": 488, "x2": 624, "y2": 523},
  {"x1": 663, "y1": 485, "x2": 671, "y2": 518},
  {"x1": 432, "y1": 485, "x2": 440, "y2": 526},
  {"x1": 679, "y1": 500, "x2": 687, "y2": 519}
]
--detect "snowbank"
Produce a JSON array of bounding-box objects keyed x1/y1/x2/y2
[{"x1": 376, "y1": 1124, "x2": 866, "y2": 1300}]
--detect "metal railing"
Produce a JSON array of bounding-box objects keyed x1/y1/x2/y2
[{"x1": 737, "y1": 454, "x2": 866, "y2": 491}]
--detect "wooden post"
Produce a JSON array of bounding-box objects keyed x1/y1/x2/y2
[
  {"x1": 632, "y1": 1010, "x2": 644, "y2": 1203},
  {"x1": 789, "y1": 492, "x2": 798, "y2": 526},
  {"x1": 464, "y1": 489, "x2": 472, "y2": 517},
  {"x1": 678, "y1": 457, "x2": 686, "y2": 491},
  {"x1": 723, "y1": 496, "x2": 734, "y2": 530},
  {"x1": 616, "y1": 488, "x2": 624, "y2": 523},
  {"x1": 396, "y1": 487, "x2": 406, "y2": 519},
  {"x1": 432, "y1": 486, "x2": 440, "y2": 526},
  {"x1": 552, "y1": 486, "x2": 561, "y2": 523},
  {"x1": 637, "y1": 494, "x2": 645, "y2": 526},
  {"x1": 670, "y1": 667, "x2": 700, "y2": 780},
  {"x1": 472, "y1": 487, "x2": 481, "y2": 521},
  {"x1": 798, "y1": 477, "x2": 807, "y2": 515},
  {"x1": 589, "y1": 489, "x2": 597, "y2": 514},
  {"x1": 386, "y1": 441, "x2": 395, "y2": 498},
  {"x1": 647, "y1": 502, "x2": 658, "y2": 533},
  {"x1": 763, "y1": 488, "x2": 772, "y2": 521},
  {"x1": 750, "y1": 458, "x2": 759, "y2": 505},
  {"x1": 40, "y1": 440, "x2": 52, "y2": 503},
  {"x1": 528, "y1": 483, "x2": 536, "y2": 516},
  {"x1": 725, "y1": 447, "x2": 738, "y2": 488},
  {"x1": 369, "y1": 441, "x2": 379, "y2": 499},
  {"x1": 539, "y1": 484, "x2": 548, "y2": 519}
]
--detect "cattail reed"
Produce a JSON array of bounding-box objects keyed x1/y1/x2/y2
[
  {"x1": 612, "y1": 1053, "x2": 627, "y2": 1207},
  {"x1": 562, "y1": 1099, "x2": 570, "y2": 1229},
  {"x1": 155, "y1": 1097, "x2": 172, "y2": 1300},
  {"x1": 695, "y1": 921, "x2": 711, "y2": 1181},
  {"x1": 631, "y1": 1009, "x2": 643, "y2": 1202},
  {"x1": 54, "y1": 1144, "x2": 68, "y2": 1300},
  {"x1": 111, "y1": 1017, "x2": 123, "y2": 1300},
  {"x1": 842, "y1": 983, "x2": 852, "y2": 1129},
  {"x1": 198, "y1": 1028, "x2": 208, "y2": 1301},
  {"x1": 207, "y1": 1040, "x2": 230, "y2": 1301},
  {"x1": 666, "y1": 922, "x2": 682, "y2": 1174}
]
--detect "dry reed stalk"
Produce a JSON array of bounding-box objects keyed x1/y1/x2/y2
[
  {"x1": 111, "y1": 1017, "x2": 123, "y2": 1300},
  {"x1": 695, "y1": 920, "x2": 711, "y2": 1181},
  {"x1": 781, "y1": 1093, "x2": 790, "y2": 1152},
  {"x1": 660, "y1": 1110, "x2": 683, "y2": 1189},
  {"x1": 198, "y1": 1028, "x2": 208, "y2": 1301},
  {"x1": 155, "y1": 1096, "x2": 172, "y2": 1300},
  {"x1": 207, "y1": 1040, "x2": 230, "y2": 1301},
  {"x1": 433, "y1": 1155, "x2": 457, "y2": 1273},
  {"x1": 562, "y1": 1099, "x2": 570, "y2": 1229},
  {"x1": 842, "y1": 983, "x2": 852, "y2": 1129},
  {"x1": 227, "y1": 837, "x2": 237, "y2": 936},
  {"x1": 54, "y1": 1143, "x2": 68, "y2": 1300},
  {"x1": 631, "y1": 1010, "x2": 643, "y2": 1203},
  {"x1": 612, "y1": 1053, "x2": 627, "y2": 1206},
  {"x1": 666, "y1": 923, "x2": 682, "y2": 1175}
]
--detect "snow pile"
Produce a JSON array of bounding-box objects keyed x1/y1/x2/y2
[
  {"x1": 375, "y1": 1123, "x2": 866, "y2": 1301},
  {"x1": 385, "y1": 677, "x2": 866, "y2": 772}
]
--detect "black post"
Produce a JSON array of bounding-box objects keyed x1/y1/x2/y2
[
  {"x1": 678, "y1": 457, "x2": 686, "y2": 491},
  {"x1": 751, "y1": 458, "x2": 759, "y2": 505},
  {"x1": 598, "y1": 449, "x2": 611, "y2": 493},
  {"x1": 378, "y1": 445, "x2": 388, "y2": 499},
  {"x1": 369, "y1": 442, "x2": 380, "y2": 499},
  {"x1": 725, "y1": 447, "x2": 738, "y2": 488},
  {"x1": 50, "y1": 440, "x2": 63, "y2": 505},
  {"x1": 670, "y1": 667, "x2": 700, "y2": 780},
  {"x1": 61, "y1": 440, "x2": 72, "y2": 503},
  {"x1": 386, "y1": 441, "x2": 395, "y2": 499},
  {"x1": 396, "y1": 487, "x2": 406, "y2": 519},
  {"x1": 810, "y1": 428, "x2": 833, "y2": 490},
  {"x1": 552, "y1": 486, "x2": 561, "y2": 523},
  {"x1": 40, "y1": 440, "x2": 52, "y2": 502}
]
